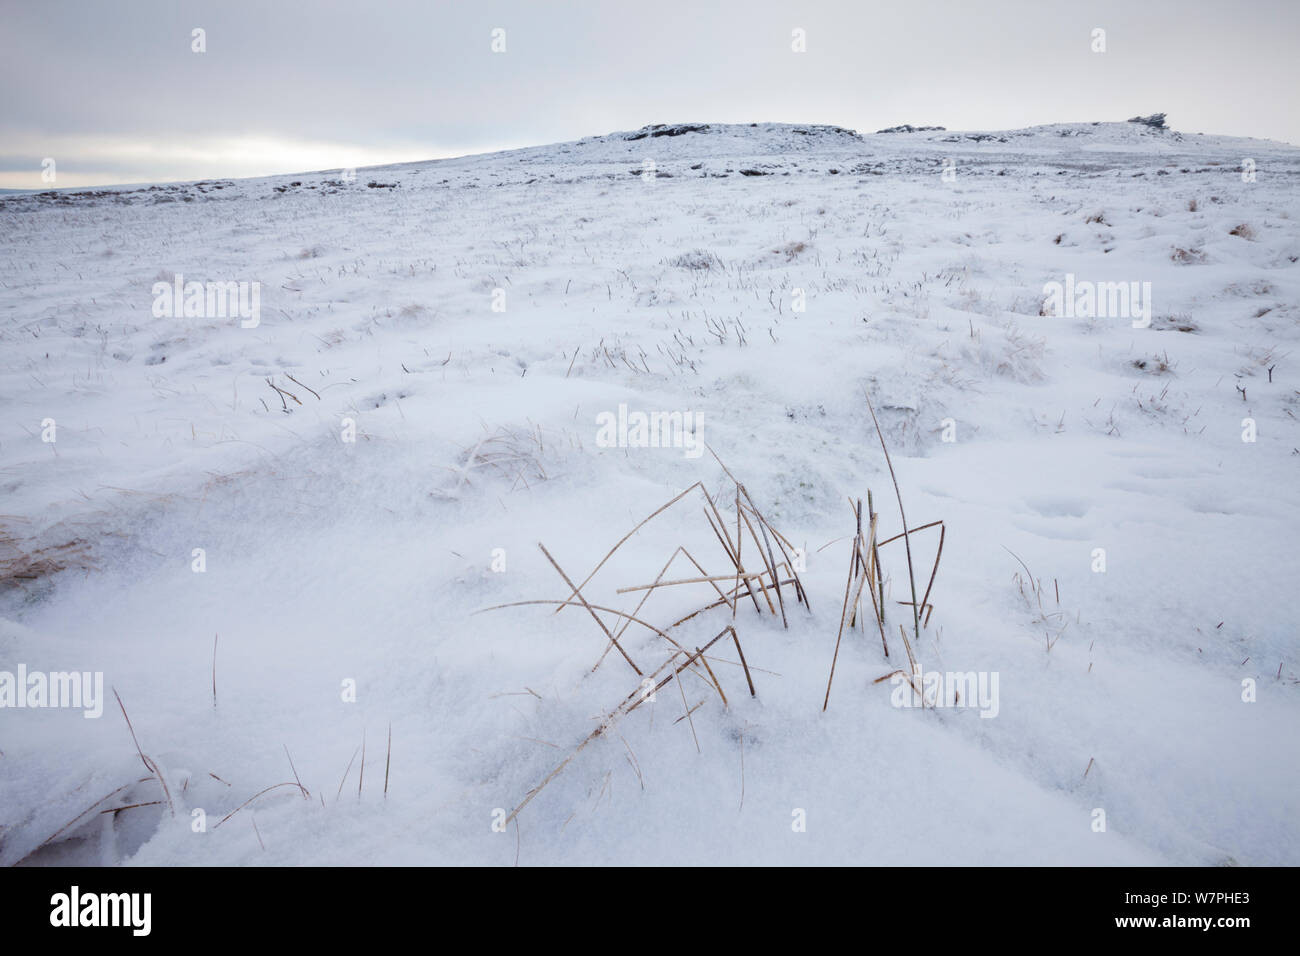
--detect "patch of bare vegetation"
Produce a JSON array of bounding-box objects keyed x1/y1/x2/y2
[
  {"x1": 0, "y1": 520, "x2": 95, "y2": 594},
  {"x1": 667, "y1": 249, "x2": 720, "y2": 271},
  {"x1": 475, "y1": 416, "x2": 947, "y2": 828},
  {"x1": 1131, "y1": 351, "x2": 1177, "y2": 375},
  {"x1": 1150, "y1": 313, "x2": 1199, "y2": 333},
  {"x1": 1171, "y1": 245, "x2": 1208, "y2": 264}
]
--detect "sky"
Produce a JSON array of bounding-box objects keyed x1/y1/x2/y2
[{"x1": 2, "y1": 0, "x2": 1297, "y2": 188}]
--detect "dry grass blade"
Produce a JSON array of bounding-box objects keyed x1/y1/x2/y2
[
  {"x1": 215, "y1": 782, "x2": 310, "y2": 828},
  {"x1": 699, "y1": 509, "x2": 748, "y2": 614},
  {"x1": 741, "y1": 487, "x2": 809, "y2": 612},
  {"x1": 737, "y1": 506, "x2": 777, "y2": 615},
  {"x1": 863, "y1": 390, "x2": 921, "y2": 649},
  {"x1": 750, "y1": 500, "x2": 788, "y2": 627},
  {"x1": 358, "y1": 730, "x2": 366, "y2": 799},
  {"x1": 857, "y1": 538, "x2": 890, "y2": 658},
  {"x1": 872, "y1": 668, "x2": 922, "y2": 696},
  {"x1": 336, "y1": 746, "x2": 359, "y2": 801},
  {"x1": 898, "y1": 624, "x2": 920, "y2": 700},
  {"x1": 475, "y1": 599, "x2": 685, "y2": 653},
  {"x1": 701, "y1": 487, "x2": 764, "y2": 615},
  {"x1": 823, "y1": 532, "x2": 859, "y2": 712},
  {"x1": 618, "y1": 733, "x2": 645, "y2": 790},
  {"x1": 538, "y1": 542, "x2": 642, "y2": 675},
  {"x1": 729, "y1": 627, "x2": 757, "y2": 697},
  {"x1": 505, "y1": 626, "x2": 735, "y2": 826},
  {"x1": 285, "y1": 373, "x2": 320, "y2": 400},
  {"x1": 616, "y1": 573, "x2": 763, "y2": 593},
  {"x1": 265, "y1": 378, "x2": 301, "y2": 408},
  {"x1": 869, "y1": 491, "x2": 884, "y2": 622},
  {"x1": 697, "y1": 647, "x2": 727, "y2": 707},
  {"x1": 1003, "y1": 545, "x2": 1040, "y2": 604},
  {"x1": 677, "y1": 546, "x2": 730, "y2": 604},
  {"x1": 875, "y1": 519, "x2": 944, "y2": 549},
  {"x1": 99, "y1": 801, "x2": 163, "y2": 815},
  {"x1": 384, "y1": 723, "x2": 392, "y2": 798},
  {"x1": 918, "y1": 522, "x2": 946, "y2": 621},
  {"x1": 666, "y1": 576, "x2": 797, "y2": 629},
  {"x1": 284, "y1": 745, "x2": 310, "y2": 800},
  {"x1": 113, "y1": 688, "x2": 174, "y2": 817},
  {"x1": 673, "y1": 666, "x2": 701, "y2": 753},
  {"x1": 735, "y1": 488, "x2": 746, "y2": 617},
  {"x1": 705, "y1": 458, "x2": 765, "y2": 617},
  {"x1": 738, "y1": 730, "x2": 745, "y2": 812},
  {"x1": 550, "y1": 482, "x2": 705, "y2": 615}
]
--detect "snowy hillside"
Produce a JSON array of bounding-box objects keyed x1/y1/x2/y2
[{"x1": 2, "y1": 120, "x2": 1298, "y2": 865}]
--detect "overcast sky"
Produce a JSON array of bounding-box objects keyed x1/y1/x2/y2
[{"x1": 2, "y1": 0, "x2": 1297, "y2": 188}]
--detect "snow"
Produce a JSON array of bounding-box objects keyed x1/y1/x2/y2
[{"x1": 1, "y1": 120, "x2": 1297, "y2": 865}]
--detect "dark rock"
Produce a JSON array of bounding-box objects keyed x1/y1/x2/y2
[
  {"x1": 625, "y1": 123, "x2": 711, "y2": 141},
  {"x1": 877, "y1": 124, "x2": 946, "y2": 134},
  {"x1": 1127, "y1": 113, "x2": 1168, "y2": 129}
]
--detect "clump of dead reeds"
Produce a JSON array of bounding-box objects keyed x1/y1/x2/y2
[
  {"x1": 1004, "y1": 546, "x2": 1068, "y2": 652},
  {"x1": 434, "y1": 423, "x2": 558, "y2": 498},
  {"x1": 0, "y1": 520, "x2": 95, "y2": 593},
  {"x1": 476, "y1": 454, "x2": 813, "y2": 825},
  {"x1": 825, "y1": 391, "x2": 947, "y2": 709},
  {"x1": 476, "y1": 412, "x2": 948, "y2": 828}
]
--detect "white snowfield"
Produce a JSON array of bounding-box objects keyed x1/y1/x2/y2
[{"x1": 1, "y1": 120, "x2": 1297, "y2": 866}]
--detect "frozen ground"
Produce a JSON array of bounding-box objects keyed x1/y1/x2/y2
[{"x1": 1, "y1": 120, "x2": 1297, "y2": 865}]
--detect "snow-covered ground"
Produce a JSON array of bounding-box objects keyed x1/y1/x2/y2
[{"x1": 2, "y1": 120, "x2": 1297, "y2": 866}]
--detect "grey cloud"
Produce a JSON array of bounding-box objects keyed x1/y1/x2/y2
[{"x1": 2, "y1": 0, "x2": 1296, "y2": 187}]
